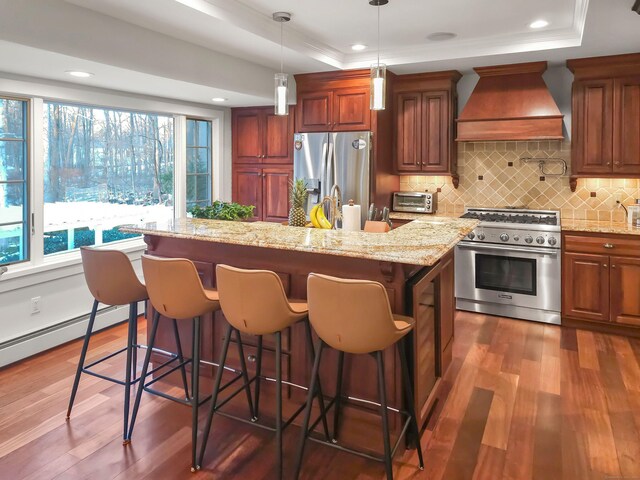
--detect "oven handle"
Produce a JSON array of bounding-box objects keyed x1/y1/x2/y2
[{"x1": 456, "y1": 242, "x2": 560, "y2": 257}]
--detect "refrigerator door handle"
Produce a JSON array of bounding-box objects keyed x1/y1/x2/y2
[{"x1": 324, "y1": 141, "x2": 334, "y2": 199}]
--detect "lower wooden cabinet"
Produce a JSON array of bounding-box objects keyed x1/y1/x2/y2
[
  {"x1": 232, "y1": 166, "x2": 292, "y2": 223},
  {"x1": 562, "y1": 232, "x2": 640, "y2": 331}
]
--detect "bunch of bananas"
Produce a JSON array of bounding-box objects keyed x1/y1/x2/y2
[{"x1": 309, "y1": 204, "x2": 333, "y2": 229}]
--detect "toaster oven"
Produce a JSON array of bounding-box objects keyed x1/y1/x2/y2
[{"x1": 392, "y1": 191, "x2": 437, "y2": 213}]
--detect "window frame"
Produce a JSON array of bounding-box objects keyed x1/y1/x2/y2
[
  {"x1": 0, "y1": 95, "x2": 31, "y2": 267},
  {"x1": 185, "y1": 117, "x2": 213, "y2": 209}
]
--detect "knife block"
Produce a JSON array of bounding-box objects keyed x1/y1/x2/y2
[{"x1": 364, "y1": 221, "x2": 391, "y2": 233}]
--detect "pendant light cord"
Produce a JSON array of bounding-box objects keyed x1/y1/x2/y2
[
  {"x1": 280, "y1": 21, "x2": 284, "y2": 74},
  {"x1": 377, "y1": 4, "x2": 380, "y2": 67}
]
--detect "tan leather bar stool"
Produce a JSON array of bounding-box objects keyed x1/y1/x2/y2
[
  {"x1": 126, "y1": 255, "x2": 255, "y2": 472},
  {"x1": 68, "y1": 247, "x2": 189, "y2": 443},
  {"x1": 196, "y1": 265, "x2": 329, "y2": 479},
  {"x1": 294, "y1": 273, "x2": 425, "y2": 480}
]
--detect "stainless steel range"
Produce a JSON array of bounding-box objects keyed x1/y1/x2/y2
[{"x1": 455, "y1": 207, "x2": 561, "y2": 325}]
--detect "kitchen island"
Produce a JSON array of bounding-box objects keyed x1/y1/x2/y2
[{"x1": 122, "y1": 216, "x2": 477, "y2": 451}]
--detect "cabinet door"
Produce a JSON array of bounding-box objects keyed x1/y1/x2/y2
[
  {"x1": 563, "y1": 252, "x2": 610, "y2": 322},
  {"x1": 262, "y1": 167, "x2": 292, "y2": 223},
  {"x1": 610, "y1": 256, "x2": 640, "y2": 326},
  {"x1": 395, "y1": 92, "x2": 422, "y2": 172},
  {"x1": 233, "y1": 109, "x2": 263, "y2": 164},
  {"x1": 263, "y1": 108, "x2": 293, "y2": 164},
  {"x1": 333, "y1": 87, "x2": 371, "y2": 131},
  {"x1": 437, "y1": 255, "x2": 455, "y2": 375},
  {"x1": 421, "y1": 91, "x2": 450, "y2": 173},
  {"x1": 613, "y1": 77, "x2": 640, "y2": 175},
  {"x1": 296, "y1": 91, "x2": 332, "y2": 132},
  {"x1": 232, "y1": 168, "x2": 263, "y2": 221},
  {"x1": 573, "y1": 79, "x2": 614, "y2": 174}
]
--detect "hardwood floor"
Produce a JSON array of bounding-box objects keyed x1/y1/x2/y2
[{"x1": 1, "y1": 311, "x2": 640, "y2": 479}]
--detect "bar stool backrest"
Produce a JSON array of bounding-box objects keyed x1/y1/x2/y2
[
  {"x1": 141, "y1": 255, "x2": 216, "y2": 320},
  {"x1": 81, "y1": 247, "x2": 147, "y2": 306},
  {"x1": 216, "y1": 264, "x2": 305, "y2": 335},
  {"x1": 307, "y1": 273, "x2": 407, "y2": 354}
]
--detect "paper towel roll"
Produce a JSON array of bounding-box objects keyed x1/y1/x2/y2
[{"x1": 342, "y1": 203, "x2": 361, "y2": 231}]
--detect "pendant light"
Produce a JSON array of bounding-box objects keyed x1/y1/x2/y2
[
  {"x1": 369, "y1": 0, "x2": 388, "y2": 111},
  {"x1": 273, "y1": 12, "x2": 291, "y2": 116}
]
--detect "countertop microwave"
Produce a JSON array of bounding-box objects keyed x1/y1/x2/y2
[{"x1": 392, "y1": 191, "x2": 437, "y2": 214}]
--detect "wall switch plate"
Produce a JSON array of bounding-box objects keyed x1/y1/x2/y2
[{"x1": 30, "y1": 297, "x2": 41, "y2": 315}]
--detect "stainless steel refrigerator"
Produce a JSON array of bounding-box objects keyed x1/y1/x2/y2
[{"x1": 293, "y1": 131, "x2": 371, "y2": 224}]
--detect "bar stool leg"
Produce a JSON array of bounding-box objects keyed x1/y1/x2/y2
[
  {"x1": 303, "y1": 319, "x2": 330, "y2": 441},
  {"x1": 190, "y1": 316, "x2": 201, "y2": 473},
  {"x1": 376, "y1": 350, "x2": 394, "y2": 480},
  {"x1": 131, "y1": 304, "x2": 138, "y2": 380},
  {"x1": 125, "y1": 310, "x2": 161, "y2": 443},
  {"x1": 254, "y1": 335, "x2": 263, "y2": 419},
  {"x1": 398, "y1": 338, "x2": 424, "y2": 470},
  {"x1": 332, "y1": 351, "x2": 345, "y2": 443},
  {"x1": 172, "y1": 319, "x2": 191, "y2": 400},
  {"x1": 122, "y1": 302, "x2": 136, "y2": 442},
  {"x1": 197, "y1": 322, "x2": 233, "y2": 470},
  {"x1": 275, "y1": 331, "x2": 283, "y2": 479},
  {"x1": 233, "y1": 329, "x2": 256, "y2": 421},
  {"x1": 293, "y1": 339, "x2": 324, "y2": 480},
  {"x1": 66, "y1": 299, "x2": 99, "y2": 420}
]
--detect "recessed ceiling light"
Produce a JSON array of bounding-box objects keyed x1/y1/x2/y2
[
  {"x1": 351, "y1": 44, "x2": 367, "y2": 51},
  {"x1": 529, "y1": 19, "x2": 549, "y2": 29},
  {"x1": 66, "y1": 70, "x2": 94, "y2": 78},
  {"x1": 426, "y1": 32, "x2": 457, "y2": 42},
  {"x1": 211, "y1": 97, "x2": 227, "y2": 102}
]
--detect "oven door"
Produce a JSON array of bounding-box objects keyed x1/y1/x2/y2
[{"x1": 455, "y1": 242, "x2": 561, "y2": 312}]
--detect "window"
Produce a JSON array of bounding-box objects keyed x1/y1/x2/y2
[
  {"x1": 0, "y1": 98, "x2": 29, "y2": 266},
  {"x1": 186, "y1": 118, "x2": 212, "y2": 208},
  {"x1": 43, "y1": 103, "x2": 174, "y2": 255}
]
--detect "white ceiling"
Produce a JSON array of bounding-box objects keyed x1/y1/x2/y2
[{"x1": 0, "y1": 0, "x2": 639, "y2": 107}]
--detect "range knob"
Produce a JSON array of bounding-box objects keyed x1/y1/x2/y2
[
  {"x1": 536, "y1": 236, "x2": 545, "y2": 244},
  {"x1": 524, "y1": 235, "x2": 533, "y2": 244},
  {"x1": 548, "y1": 236, "x2": 557, "y2": 246},
  {"x1": 477, "y1": 232, "x2": 486, "y2": 240},
  {"x1": 513, "y1": 235, "x2": 520, "y2": 241},
  {"x1": 467, "y1": 232, "x2": 475, "y2": 240},
  {"x1": 500, "y1": 233, "x2": 509, "y2": 242}
]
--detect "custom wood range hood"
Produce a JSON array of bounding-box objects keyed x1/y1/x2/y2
[{"x1": 456, "y1": 61, "x2": 564, "y2": 141}]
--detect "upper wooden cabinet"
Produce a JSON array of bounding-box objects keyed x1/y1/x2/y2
[
  {"x1": 232, "y1": 106, "x2": 294, "y2": 164},
  {"x1": 567, "y1": 54, "x2": 640, "y2": 190},
  {"x1": 392, "y1": 71, "x2": 461, "y2": 185},
  {"x1": 294, "y1": 71, "x2": 371, "y2": 132}
]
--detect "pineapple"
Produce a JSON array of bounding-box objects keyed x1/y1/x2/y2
[{"x1": 288, "y1": 179, "x2": 308, "y2": 227}]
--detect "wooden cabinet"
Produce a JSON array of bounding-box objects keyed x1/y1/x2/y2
[
  {"x1": 296, "y1": 87, "x2": 370, "y2": 132},
  {"x1": 232, "y1": 166, "x2": 292, "y2": 223},
  {"x1": 392, "y1": 71, "x2": 461, "y2": 185},
  {"x1": 232, "y1": 106, "x2": 293, "y2": 164},
  {"x1": 567, "y1": 54, "x2": 640, "y2": 190},
  {"x1": 562, "y1": 231, "x2": 640, "y2": 334}
]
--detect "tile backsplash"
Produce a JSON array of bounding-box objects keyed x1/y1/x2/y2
[{"x1": 399, "y1": 141, "x2": 640, "y2": 222}]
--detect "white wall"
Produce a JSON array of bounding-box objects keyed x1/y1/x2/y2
[{"x1": 0, "y1": 74, "x2": 232, "y2": 367}]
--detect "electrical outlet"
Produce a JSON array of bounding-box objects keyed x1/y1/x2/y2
[
  {"x1": 614, "y1": 193, "x2": 623, "y2": 205},
  {"x1": 30, "y1": 296, "x2": 41, "y2": 315}
]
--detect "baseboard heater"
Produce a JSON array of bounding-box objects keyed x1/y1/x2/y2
[{"x1": 0, "y1": 303, "x2": 138, "y2": 368}]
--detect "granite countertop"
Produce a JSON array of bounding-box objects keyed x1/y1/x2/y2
[
  {"x1": 562, "y1": 218, "x2": 640, "y2": 237},
  {"x1": 122, "y1": 216, "x2": 479, "y2": 267}
]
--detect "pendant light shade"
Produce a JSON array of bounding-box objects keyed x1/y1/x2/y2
[
  {"x1": 273, "y1": 12, "x2": 291, "y2": 116},
  {"x1": 369, "y1": 0, "x2": 388, "y2": 110}
]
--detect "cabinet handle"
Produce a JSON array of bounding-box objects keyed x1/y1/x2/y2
[
  {"x1": 603, "y1": 264, "x2": 608, "y2": 268},
  {"x1": 612, "y1": 265, "x2": 616, "y2": 268},
  {"x1": 247, "y1": 354, "x2": 257, "y2": 363},
  {"x1": 603, "y1": 243, "x2": 615, "y2": 249},
  {"x1": 256, "y1": 155, "x2": 260, "y2": 158}
]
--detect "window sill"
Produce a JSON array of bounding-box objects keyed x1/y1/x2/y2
[{"x1": 0, "y1": 238, "x2": 146, "y2": 293}]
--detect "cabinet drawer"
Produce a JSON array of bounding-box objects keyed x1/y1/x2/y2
[{"x1": 564, "y1": 234, "x2": 640, "y2": 257}]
